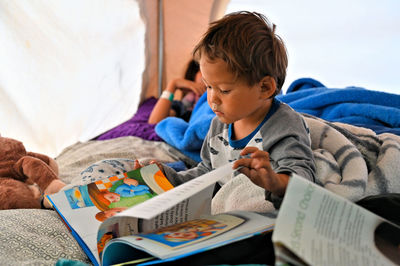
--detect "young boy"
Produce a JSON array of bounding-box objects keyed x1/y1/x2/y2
[{"x1": 142, "y1": 11, "x2": 316, "y2": 213}]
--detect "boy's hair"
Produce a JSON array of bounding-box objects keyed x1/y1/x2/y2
[{"x1": 193, "y1": 11, "x2": 288, "y2": 93}]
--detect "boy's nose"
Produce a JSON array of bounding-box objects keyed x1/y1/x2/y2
[{"x1": 209, "y1": 90, "x2": 220, "y2": 105}]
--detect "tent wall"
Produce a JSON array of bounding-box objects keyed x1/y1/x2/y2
[
  {"x1": 139, "y1": 0, "x2": 229, "y2": 101},
  {"x1": 0, "y1": 0, "x2": 229, "y2": 157},
  {"x1": 0, "y1": 1, "x2": 147, "y2": 157}
]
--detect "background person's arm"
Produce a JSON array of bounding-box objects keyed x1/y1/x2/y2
[{"x1": 148, "y1": 78, "x2": 205, "y2": 124}]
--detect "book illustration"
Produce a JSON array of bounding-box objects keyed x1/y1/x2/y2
[
  {"x1": 97, "y1": 222, "x2": 120, "y2": 256},
  {"x1": 88, "y1": 179, "x2": 152, "y2": 222},
  {"x1": 63, "y1": 164, "x2": 174, "y2": 222},
  {"x1": 64, "y1": 185, "x2": 95, "y2": 209},
  {"x1": 99, "y1": 211, "x2": 274, "y2": 265},
  {"x1": 135, "y1": 214, "x2": 245, "y2": 249}
]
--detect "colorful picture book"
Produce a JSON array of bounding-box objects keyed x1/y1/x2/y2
[
  {"x1": 48, "y1": 164, "x2": 175, "y2": 265},
  {"x1": 48, "y1": 162, "x2": 275, "y2": 266}
]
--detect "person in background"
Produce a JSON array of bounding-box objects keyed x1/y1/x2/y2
[{"x1": 148, "y1": 60, "x2": 206, "y2": 124}]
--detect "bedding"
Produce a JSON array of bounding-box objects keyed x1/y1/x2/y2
[
  {"x1": 55, "y1": 136, "x2": 194, "y2": 185},
  {"x1": 155, "y1": 92, "x2": 214, "y2": 162},
  {"x1": 96, "y1": 97, "x2": 162, "y2": 142},
  {"x1": 1, "y1": 78, "x2": 399, "y2": 265},
  {"x1": 0, "y1": 209, "x2": 89, "y2": 265},
  {"x1": 0, "y1": 136, "x2": 192, "y2": 265}
]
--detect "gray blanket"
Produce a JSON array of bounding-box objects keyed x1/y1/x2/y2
[
  {"x1": 212, "y1": 115, "x2": 400, "y2": 214},
  {"x1": 56, "y1": 136, "x2": 194, "y2": 185},
  {"x1": 305, "y1": 115, "x2": 400, "y2": 200}
]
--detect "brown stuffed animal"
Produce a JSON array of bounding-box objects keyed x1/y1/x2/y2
[{"x1": 0, "y1": 136, "x2": 66, "y2": 210}]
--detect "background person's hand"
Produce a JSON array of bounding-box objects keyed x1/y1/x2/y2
[{"x1": 172, "y1": 78, "x2": 206, "y2": 96}]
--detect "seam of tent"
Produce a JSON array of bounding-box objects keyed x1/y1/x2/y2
[{"x1": 157, "y1": 0, "x2": 164, "y2": 96}]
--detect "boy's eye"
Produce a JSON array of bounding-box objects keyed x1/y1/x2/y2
[{"x1": 220, "y1": 90, "x2": 230, "y2": 94}]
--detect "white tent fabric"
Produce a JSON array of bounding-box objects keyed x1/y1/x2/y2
[
  {"x1": 227, "y1": 0, "x2": 400, "y2": 95},
  {"x1": 0, "y1": 0, "x2": 226, "y2": 157},
  {"x1": 0, "y1": 1, "x2": 145, "y2": 157}
]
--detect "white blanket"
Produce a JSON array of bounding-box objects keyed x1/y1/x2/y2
[{"x1": 212, "y1": 115, "x2": 400, "y2": 215}]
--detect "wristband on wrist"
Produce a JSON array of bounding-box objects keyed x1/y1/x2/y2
[{"x1": 160, "y1": 90, "x2": 174, "y2": 101}]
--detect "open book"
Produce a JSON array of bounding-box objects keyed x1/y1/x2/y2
[
  {"x1": 47, "y1": 163, "x2": 275, "y2": 266},
  {"x1": 272, "y1": 174, "x2": 400, "y2": 266}
]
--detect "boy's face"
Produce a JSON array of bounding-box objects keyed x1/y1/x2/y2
[{"x1": 200, "y1": 56, "x2": 272, "y2": 126}]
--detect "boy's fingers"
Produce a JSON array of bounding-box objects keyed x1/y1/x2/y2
[
  {"x1": 237, "y1": 166, "x2": 249, "y2": 176},
  {"x1": 240, "y1": 146, "x2": 258, "y2": 156},
  {"x1": 234, "y1": 151, "x2": 270, "y2": 170},
  {"x1": 233, "y1": 157, "x2": 251, "y2": 169}
]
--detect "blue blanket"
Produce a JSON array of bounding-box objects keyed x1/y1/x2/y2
[
  {"x1": 155, "y1": 93, "x2": 214, "y2": 162},
  {"x1": 280, "y1": 78, "x2": 400, "y2": 135},
  {"x1": 156, "y1": 78, "x2": 400, "y2": 162}
]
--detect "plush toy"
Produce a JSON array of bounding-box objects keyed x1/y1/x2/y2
[{"x1": 0, "y1": 136, "x2": 66, "y2": 210}]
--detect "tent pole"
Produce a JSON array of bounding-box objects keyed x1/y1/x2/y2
[{"x1": 157, "y1": 0, "x2": 164, "y2": 96}]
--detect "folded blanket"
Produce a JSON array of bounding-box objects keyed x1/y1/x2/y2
[
  {"x1": 212, "y1": 115, "x2": 400, "y2": 214},
  {"x1": 155, "y1": 93, "x2": 215, "y2": 162}
]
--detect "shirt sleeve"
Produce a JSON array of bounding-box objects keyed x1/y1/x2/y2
[
  {"x1": 260, "y1": 106, "x2": 316, "y2": 209},
  {"x1": 162, "y1": 127, "x2": 214, "y2": 186}
]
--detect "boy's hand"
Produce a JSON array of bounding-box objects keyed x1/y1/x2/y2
[{"x1": 233, "y1": 147, "x2": 289, "y2": 197}]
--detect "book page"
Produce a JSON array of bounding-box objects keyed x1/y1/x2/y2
[
  {"x1": 101, "y1": 211, "x2": 275, "y2": 264},
  {"x1": 136, "y1": 213, "x2": 245, "y2": 250},
  {"x1": 119, "y1": 162, "x2": 235, "y2": 220},
  {"x1": 272, "y1": 174, "x2": 400, "y2": 266},
  {"x1": 139, "y1": 184, "x2": 214, "y2": 232},
  {"x1": 97, "y1": 183, "x2": 214, "y2": 261}
]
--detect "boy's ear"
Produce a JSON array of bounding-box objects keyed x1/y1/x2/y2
[{"x1": 259, "y1": 76, "x2": 277, "y2": 99}]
